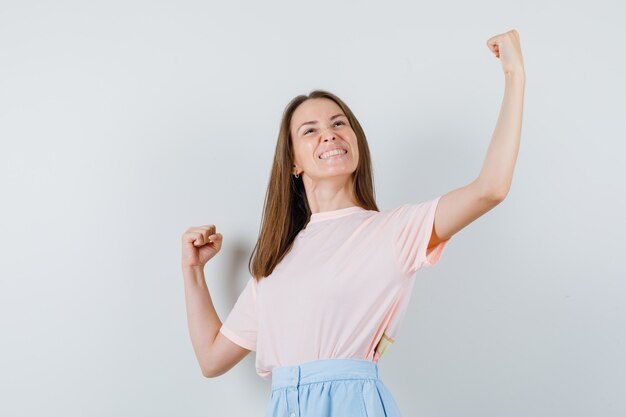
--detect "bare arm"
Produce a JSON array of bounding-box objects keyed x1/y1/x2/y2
[
  {"x1": 427, "y1": 72, "x2": 525, "y2": 246},
  {"x1": 425, "y1": 30, "x2": 526, "y2": 248},
  {"x1": 182, "y1": 265, "x2": 250, "y2": 377},
  {"x1": 477, "y1": 71, "x2": 525, "y2": 199},
  {"x1": 480, "y1": 29, "x2": 526, "y2": 198}
]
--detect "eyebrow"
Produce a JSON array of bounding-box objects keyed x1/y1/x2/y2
[{"x1": 298, "y1": 114, "x2": 346, "y2": 133}]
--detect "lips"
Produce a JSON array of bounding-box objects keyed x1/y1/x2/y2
[{"x1": 318, "y1": 146, "x2": 348, "y2": 159}]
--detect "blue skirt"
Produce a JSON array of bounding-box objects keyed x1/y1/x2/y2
[{"x1": 266, "y1": 358, "x2": 403, "y2": 417}]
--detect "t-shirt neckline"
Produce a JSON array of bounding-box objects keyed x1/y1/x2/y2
[{"x1": 308, "y1": 206, "x2": 367, "y2": 224}]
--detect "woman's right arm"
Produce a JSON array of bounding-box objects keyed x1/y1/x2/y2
[{"x1": 181, "y1": 226, "x2": 251, "y2": 378}]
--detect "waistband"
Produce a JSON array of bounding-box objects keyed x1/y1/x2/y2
[{"x1": 271, "y1": 358, "x2": 379, "y2": 390}]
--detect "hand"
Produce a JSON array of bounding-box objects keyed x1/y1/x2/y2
[
  {"x1": 181, "y1": 224, "x2": 223, "y2": 269},
  {"x1": 486, "y1": 29, "x2": 525, "y2": 78}
]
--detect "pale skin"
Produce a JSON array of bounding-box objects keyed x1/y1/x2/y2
[
  {"x1": 425, "y1": 29, "x2": 525, "y2": 250},
  {"x1": 181, "y1": 29, "x2": 526, "y2": 378}
]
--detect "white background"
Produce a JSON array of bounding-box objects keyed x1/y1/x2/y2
[{"x1": 1, "y1": 0, "x2": 625, "y2": 416}]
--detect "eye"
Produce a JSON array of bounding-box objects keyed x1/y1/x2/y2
[{"x1": 303, "y1": 121, "x2": 346, "y2": 135}]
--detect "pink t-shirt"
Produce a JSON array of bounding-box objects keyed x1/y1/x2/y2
[{"x1": 219, "y1": 195, "x2": 452, "y2": 380}]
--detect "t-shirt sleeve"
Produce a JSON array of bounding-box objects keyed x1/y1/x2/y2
[
  {"x1": 218, "y1": 276, "x2": 258, "y2": 351},
  {"x1": 391, "y1": 195, "x2": 452, "y2": 276}
]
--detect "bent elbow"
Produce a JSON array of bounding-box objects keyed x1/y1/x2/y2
[
  {"x1": 201, "y1": 366, "x2": 217, "y2": 378},
  {"x1": 483, "y1": 185, "x2": 509, "y2": 202},
  {"x1": 491, "y1": 188, "x2": 509, "y2": 202},
  {"x1": 202, "y1": 364, "x2": 229, "y2": 378}
]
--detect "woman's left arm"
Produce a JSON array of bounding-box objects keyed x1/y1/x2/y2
[
  {"x1": 427, "y1": 29, "x2": 526, "y2": 249},
  {"x1": 478, "y1": 29, "x2": 526, "y2": 198}
]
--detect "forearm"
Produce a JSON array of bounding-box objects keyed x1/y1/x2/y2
[
  {"x1": 182, "y1": 266, "x2": 222, "y2": 375},
  {"x1": 478, "y1": 72, "x2": 526, "y2": 199}
]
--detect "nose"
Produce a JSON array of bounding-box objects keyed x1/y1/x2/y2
[{"x1": 321, "y1": 128, "x2": 336, "y2": 142}]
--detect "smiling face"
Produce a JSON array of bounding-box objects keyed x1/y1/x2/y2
[{"x1": 290, "y1": 98, "x2": 359, "y2": 183}]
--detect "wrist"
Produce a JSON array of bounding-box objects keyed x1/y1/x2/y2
[{"x1": 182, "y1": 264, "x2": 205, "y2": 275}]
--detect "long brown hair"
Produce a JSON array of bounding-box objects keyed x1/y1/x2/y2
[{"x1": 248, "y1": 89, "x2": 379, "y2": 281}]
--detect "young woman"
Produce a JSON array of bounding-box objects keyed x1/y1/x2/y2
[{"x1": 182, "y1": 29, "x2": 525, "y2": 417}]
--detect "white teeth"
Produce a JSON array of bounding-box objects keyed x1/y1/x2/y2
[{"x1": 320, "y1": 149, "x2": 347, "y2": 159}]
